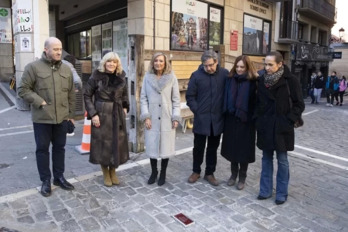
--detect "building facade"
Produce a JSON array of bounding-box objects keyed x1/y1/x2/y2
[{"x1": 4, "y1": 0, "x2": 336, "y2": 151}]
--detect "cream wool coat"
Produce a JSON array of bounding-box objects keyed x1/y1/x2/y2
[{"x1": 140, "y1": 71, "x2": 181, "y2": 159}]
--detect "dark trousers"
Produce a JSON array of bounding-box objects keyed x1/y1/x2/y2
[
  {"x1": 326, "y1": 90, "x2": 335, "y2": 104},
  {"x1": 231, "y1": 162, "x2": 248, "y2": 182},
  {"x1": 192, "y1": 133, "x2": 221, "y2": 175},
  {"x1": 33, "y1": 121, "x2": 68, "y2": 182},
  {"x1": 339, "y1": 91, "x2": 345, "y2": 103}
]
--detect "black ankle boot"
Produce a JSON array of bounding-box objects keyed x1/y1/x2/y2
[
  {"x1": 158, "y1": 159, "x2": 169, "y2": 186},
  {"x1": 148, "y1": 159, "x2": 158, "y2": 184}
]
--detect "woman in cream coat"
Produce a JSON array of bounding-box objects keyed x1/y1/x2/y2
[{"x1": 140, "y1": 52, "x2": 181, "y2": 186}]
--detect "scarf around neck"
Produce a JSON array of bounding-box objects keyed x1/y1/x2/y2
[
  {"x1": 264, "y1": 66, "x2": 284, "y2": 88},
  {"x1": 223, "y1": 73, "x2": 250, "y2": 122}
]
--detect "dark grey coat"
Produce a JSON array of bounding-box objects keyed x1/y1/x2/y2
[
  {"x1": 186, "y1": 65, "x2": 229, "y2": 136},
  {"x1": 84, "y1": 70, "x2": 129, "y2": 167},
  {"x1": 255, "y1": 65, "x2": 305, "y2": 152}
]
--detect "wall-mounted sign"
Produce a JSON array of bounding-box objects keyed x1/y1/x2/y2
[
  {"x1": 20, "y1": 35, "x2": 31, "y2": 52},
  {"x1": 332, "y1": 51, "x2": 342, "y2": 59},
  {"x1": 0, "y1": 8, "x2": 12, "y2": 43},
  {"x1": 12, "y1": 1, "x2": 33, "y2": 33},
  {"x1": 209, "y1": 7, "x2": 221, "y2": 48},
  {"x1": 230, "y1": 30, "x2": 238, "y2": 51}
]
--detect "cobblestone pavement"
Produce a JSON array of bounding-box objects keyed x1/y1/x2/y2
[{"x1": 1, "y1": 83, "x2": 348, "y2": 231}]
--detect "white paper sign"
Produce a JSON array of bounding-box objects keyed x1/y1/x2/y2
[{"x1": 20, "y1": 35, "x2": 31, "y2": 52}]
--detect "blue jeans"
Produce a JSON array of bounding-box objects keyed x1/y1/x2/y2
[
  {"x1": 259, "y1": 150, "x2": 290, "y2": 201},
  {"x1": 33, "y1": 121, "x2": 68, "y2": 182}
]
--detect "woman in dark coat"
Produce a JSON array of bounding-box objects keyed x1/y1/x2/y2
[
  {"x1": 255, "y1": 51, "x2": 304, "y2": 205},
  {"x1": 221, "y1": 55, "x2": 258, "y2": 190},
  {"x1": 84, "y1": 52, "x2": 129, "y2": 187}
]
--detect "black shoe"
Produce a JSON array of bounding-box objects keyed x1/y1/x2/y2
[
  {"x1": 53, "y1": 177, "x2": 74, "y2": 190},
  {"x1": 257, "y1": 195, "x2": 270, "y2": 200},
  {"x1": 336, "y1": 102, "x2": 339, "y2": 105},
  {"x1": 157, "y1": 170, "x2": 166, "y2": 186},
  {"x1": 41, "y1": 180, "x2": 51, "y2": 197},
  {"x1": 340, "y1": 103, "x2": 342, "y2": 106},
  {"x1": 147, "y1": 171, "x2": 158, "y2": 185},
  {"x1": 275, "y1": 200, "x2": 286, "y2": 205}
]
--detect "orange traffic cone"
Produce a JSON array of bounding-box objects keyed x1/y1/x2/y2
[{"x1": 75, "y1": 112, "x2": 91, "y2": 154}]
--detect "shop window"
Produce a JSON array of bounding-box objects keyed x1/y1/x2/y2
[
  {"x1": 67, "y1": 30, "x2": 91, "y2": 60},
  {"x1": 243, "y1": 14, "x2": 271, "y2": 56},
  {"x1": 170, "y1": 0, "x2": 223, "y2": 51}
]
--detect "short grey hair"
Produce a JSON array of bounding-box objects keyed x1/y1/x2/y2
[{"x1": 201, "y1": 50, "x2": 218, "y2": 63}]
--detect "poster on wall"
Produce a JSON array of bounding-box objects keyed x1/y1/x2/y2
[
  {"x1": 171, "y1": 0, "x2": 208, "y2": 51},
  {"x1": 243, "y1": 14, "x2": 271, "y2": 56},
  {"x1": 91, "y1": 25, "x2": 102, "y2": 70},
  {"x1": 102, "y1": 22, "x2": 112, "y2": 56},
  {"x1": 243, "y1": 14, "x2": 271, "y2": 55},
  {"x1": 113, "y1": 18, "x2": 128, "y2": 74},
  {"x1": 209, "y1": 7, "x2": 221, "y2": 48},
  {"x1": 0, "y1": 8, "x2": 12, "y2": 43},
  {"x1": 12, "y1": 1, "x2": 33, "y2": 34}
]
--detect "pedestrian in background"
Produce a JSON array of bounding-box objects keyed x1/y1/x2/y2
[
  {"x1": 84, "y1": 52, "x2": 129, "y2": 187},
  {"x1": 140, "y1": 52, "x2": 181, "y2": 186},
  {"x1": 186, "y1": 50, "x2": 229, "y2": 186},
  {"x1": 338, "y1": 76, "x2": 347, "y2": 106},
  {"x1": 313, "y1": 71, "x2": 325, "y2": 104},
  {"x1": 18, "y1": 37, "x2": 76, "y2": 197},
  {"x1": 255, "y1": 51, "x2": 304, "y2": 205},
  {"x1": 221, "y1": 55, "x2": 258, "y2": 190},
  {"x1": 62, "y1": 54, "x2": 83, "y2": 91},
  {"x1": 325, "y1": 71, "x2": 339, "y2": 107},
  {"x1": 309, "y1": 72, "x2": 316, "y2": 104}
]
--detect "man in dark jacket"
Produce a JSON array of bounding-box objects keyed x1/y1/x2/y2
[
  {"x1": 18, "y1": 37, "x2": 76, "y2": 197},
  {"x1": 255, "y1": 51, "x2": 304, "y2": 205},
  {"x1": 186, "y1": 50, "x2": 229, "y2": 186}
]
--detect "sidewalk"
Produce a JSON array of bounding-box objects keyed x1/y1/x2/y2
[{"x1": 0, "y1": 143, "x2": 347, "y2": 232}]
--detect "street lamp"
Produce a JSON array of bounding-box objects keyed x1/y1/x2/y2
[{"x1": 339, "y1": 27, "x2": 345, "y2": 42}]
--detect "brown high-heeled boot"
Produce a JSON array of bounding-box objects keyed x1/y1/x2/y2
[
  {"x1": 109, "y1": 166, "x2": 120, "y2": 185},
  {"x1": 101, "y1": 165, "x2": 112, "y2": 187}
]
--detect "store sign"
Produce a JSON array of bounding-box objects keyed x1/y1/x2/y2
[
  {"x1": 0, "y1": 8, "x2": 12, "y2": 43},
  {"x1": 230, "y1": 30, "x2": 238, "y2": 51},
  {"x1": 296, "y1": 44, "x2": 332, "y2": 61},
  {"x1": 247, "y1": 0, "x2": 270, "y2": 15},
  {"x1": 12, "y1": 1, "x2": 33, "y2": 33},
  {"x1": 332, "y1": 52, "x2": 342, "y2": 59}
]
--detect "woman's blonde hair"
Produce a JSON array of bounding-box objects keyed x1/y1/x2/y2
[
  {"x1": 148, "y1": 52, "x2": 172, "y2": 75},
  {"x1": 229, "y1": 55, "x2": 258, "y2": 80},
  {"x1": 98, "y1": 52, "x2": 123, "y2": 75}
]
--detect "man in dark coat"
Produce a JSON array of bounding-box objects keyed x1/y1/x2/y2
[
  {"x1": 186, "y1": 50, "x2": 229, "y2": 186},
  {"x1": 255, "y1": 51, "x2": 304, "y2": 205}
]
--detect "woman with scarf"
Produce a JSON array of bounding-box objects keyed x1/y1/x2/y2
[
  {"x1": 140, "y1": 52, "x2": 181, "y2": 186},
  {"x1": 84, "y1": 52, "x2": 129, "y2": 187},
  {"x1": 221, "y1": 55, "x2": 258, "y2": 190},
  {"x1": 255, "y1": 51, "x2": 304, "y2": 205}
]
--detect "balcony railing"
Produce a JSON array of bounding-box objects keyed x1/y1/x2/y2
[
  {"x1": 299, "y1": 0, "x2": 335, "y2": 24},
  {"x1": 278, "y1": 20, "x2": 298, "y2": 43}
]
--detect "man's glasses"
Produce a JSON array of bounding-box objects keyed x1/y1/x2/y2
[{"x1": 203, "y1": 62, "x2": 216, "y2": 68}]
